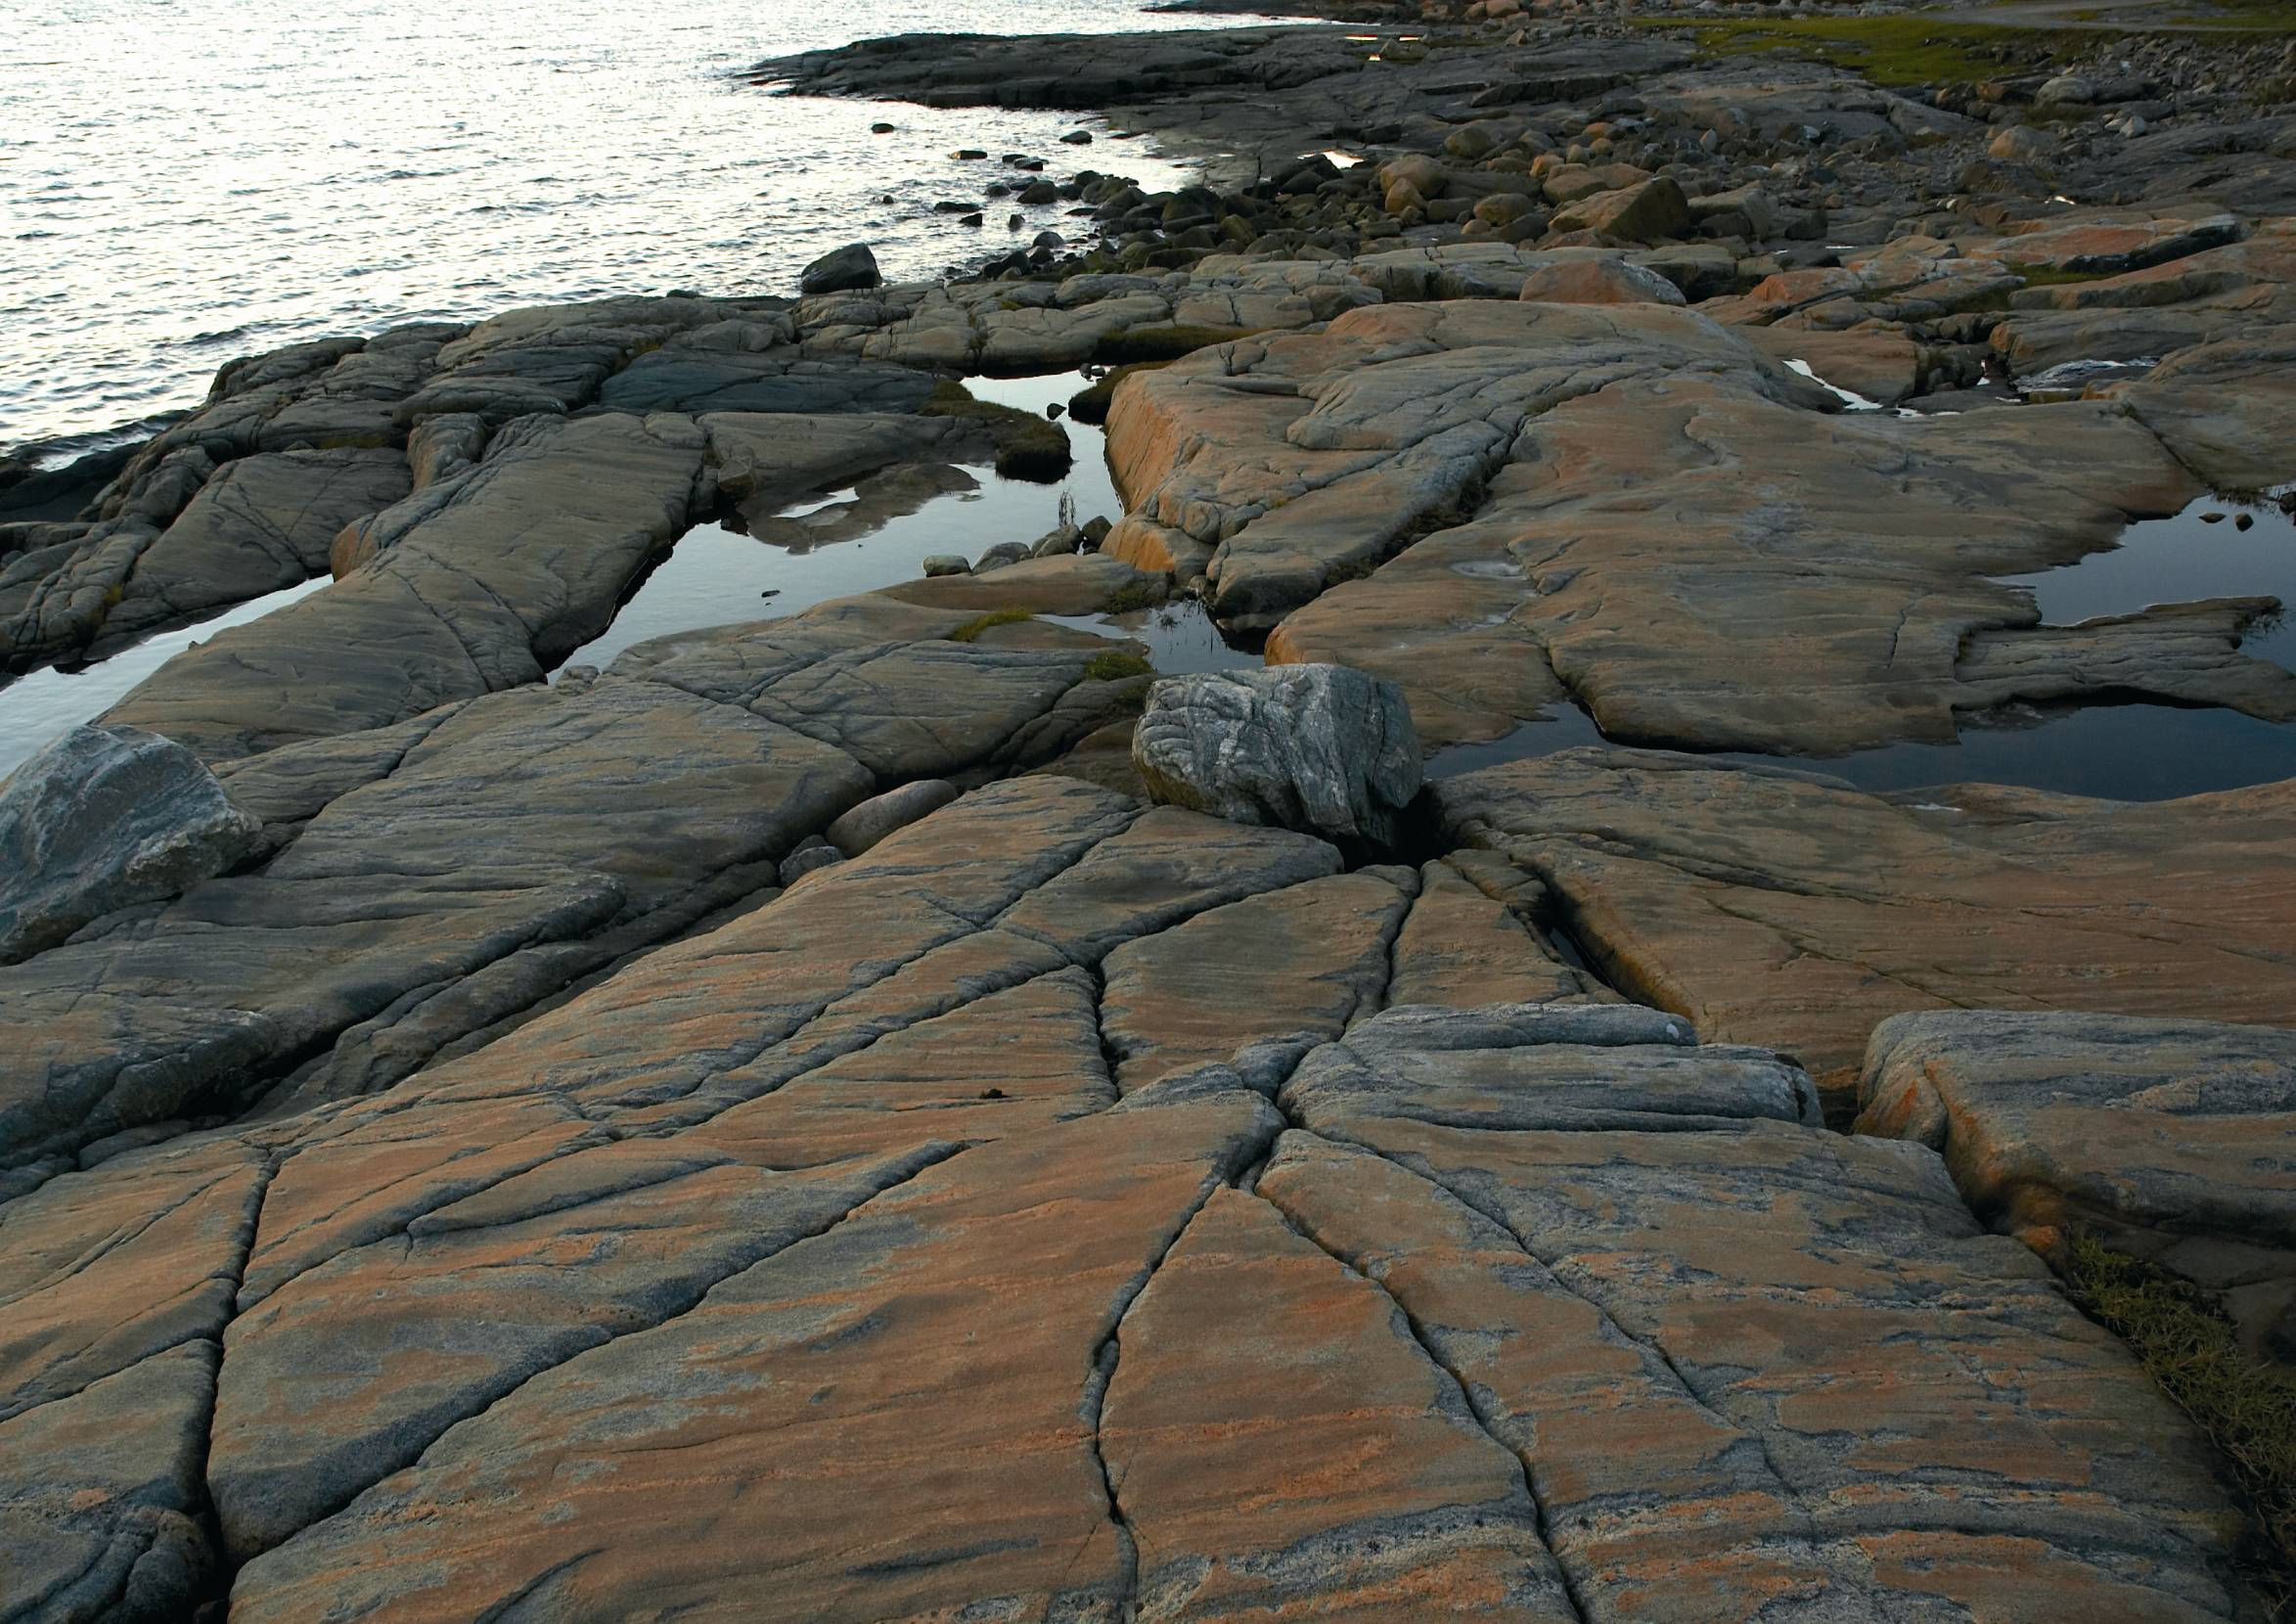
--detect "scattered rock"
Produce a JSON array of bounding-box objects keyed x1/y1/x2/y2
[
  {"x1": 824, "y1": 779, "x2": 962, "y2": 855},
  {"x1": 1133, "y1": 664, "x2": 1421, "y2": 847},
  {"x1": 778, "y1": 838, "x2": 844, "y2": 885}
]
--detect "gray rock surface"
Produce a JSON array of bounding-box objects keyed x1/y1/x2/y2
[
  {"x1": 1133, "y1": 663, "x2": 1421, "y2": 846},
  {"x1": 1859, "y1": 1009, "x2": 2296, "y2": 1359},
  {"x1": 0, "y1": 597, "x2": 1151, "y2": 1172},
  {"x1": 0, "y1": 725, "x2": 260, "y2": 965}
]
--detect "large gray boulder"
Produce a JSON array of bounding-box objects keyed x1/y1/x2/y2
[
  {"x1": 0, "y1": 725, "x2": 260, "y2": 964},
  {"x1": 1132, "y1": 664, "x2": 1421, "y2": 845},
  {"x1": 799, "y1": 242, "x2": 881, "y2": 296}
]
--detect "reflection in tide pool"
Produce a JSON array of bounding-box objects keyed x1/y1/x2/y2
[
  {"x1": 1713, "y1": 702, "x2": 2296, "y2": 802},
  {"x1": 1425, "y1": 696, "x2": 2296, "y2": 802},
  {"x1": 0, "y1": 575, "x2": 332, "y2": 781},
  {"x1": 1425, "y1": 486, "x2": 2296, "y2": 800},
  {"x1": 561, "y1": 372, "x2": 1124, "y2": 672},
  {"x1": 1044, "y1": 601, "x2": 1263, "y2": 676},
  {"x1": 1996, "y1": 487, "x2": 2296, "y2": 674}
]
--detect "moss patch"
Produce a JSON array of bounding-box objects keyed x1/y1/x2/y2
[
  {"x1": 1096, "y1": 324, "x2": 1260, "y2": 365},
  {"x1": 1101, "y1": 577, "x2": 1167, "y2": 614},
  {"x1": 1638, "y1": 16, "x2": 2068, "y2": 87},
  {"x1": 922, "y1": 380, "x2": 1073, "y2": 482},
  {"x1": 947, "y1": 608, "x2": 1035, "y2": 643},
  {"x1": 2062, "y1": 1236, "x2": 2296, "y2": 1609},
  {"x1": 1067, "y1": 360, "x2": 1172, "y2": 426}
]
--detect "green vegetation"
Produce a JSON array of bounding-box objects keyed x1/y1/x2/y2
[
  {"x1": 1096, "y1": 323, "x2": 1259, "y2": 365},
  {"x1": 1100, "y1": 577, "x2": 1166, "y2": 614},
  {"x1": 1637, "y1": 16, "x2": 2066, "y2": 87},
  {"x1": 947, "y1": 608, "x2": 1034, "y2": 643},
  {"x1": 921, "y1": 380, "x2": 1073, "y2": 482},
  {"x1": 2062, "y1": 1236, "x2": 2296, "y2": 1611},
  {"x1": 1066, "y1": 359, "x2": 1171, "y2": 426},
  {"x1": 1081, "y1": 649, "x2": 1155, "y2": 683},
  {"x1": 2164, "y1": 2, "x2": 2296, "y2": 31}
]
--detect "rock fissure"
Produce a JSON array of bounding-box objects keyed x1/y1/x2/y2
[{"x1": 1245, "y1": 1169, "x2": 1594, "y2": 1624}]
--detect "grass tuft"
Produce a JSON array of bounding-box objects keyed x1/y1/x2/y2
[
  {"x1": 1081, "y1": 650, "x2": 1154, "y2": 684},
  {"x1": 947, "y1": 608, "x2": 1034, "y2": 643},
  {"x1": 2062, "y1": 1235, "x2": 2296, "y2": 1612},
  {"x1": 1101, "y1": 578, "x2": 1167, "y2": 614}
]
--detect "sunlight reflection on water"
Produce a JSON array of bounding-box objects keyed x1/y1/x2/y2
[{"x1": 1, "y1": 0, "x2": 1277, "y2": 453}]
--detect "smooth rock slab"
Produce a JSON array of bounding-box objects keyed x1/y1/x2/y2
[
  {"x1": 209, "y1": 1142, "x2": 957, "y2": 1561},
  {"x1": 1100, "y1": 1186, "x2": 1577, "y2": 1620},
  {"x1": 1282, "y1": 1000, "x2": 1822, "y2": 1139},
  {"x1": 1858, "y1": 1009, "x2": 2296, "y2": 1358},
  {"x1": 84, "y1": 447, "x2": 412, "y2": 659},
  {"x1": 230, "y1": 1093, "x2": 1279, "y2": 1622},
  {"x1": 0, "y1": 724, "x2": 259, "y2": 965},
  {"x1": 0, "y1": 1341, "x2": 219, "y2": 1624},
  {"x1": 1100, "y1": 869, "x2": 1413, "y2": 1094},
  {"x1": 104, "y1": 412, "x2": 708, "y2": 762},
  {"x1": 1133, "y1": 664, "x2": 1421, "y2": 846},
  {"x1": 1439, "y1": 748, "x2": 2296, "y2": 1108}
]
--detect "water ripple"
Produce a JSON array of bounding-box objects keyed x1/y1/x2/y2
[{"x1": 1, "y1": 0, "x2": 1274, "y2": 453}]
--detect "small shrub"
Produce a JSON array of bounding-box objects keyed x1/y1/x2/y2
[{"x1": 2063, "y1": 1235, "x2": 2296, "y2": 1612}]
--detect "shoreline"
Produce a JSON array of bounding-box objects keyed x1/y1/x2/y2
[{"x1": 3, "y1": 8, "x2": 2296, "y2": 1614}]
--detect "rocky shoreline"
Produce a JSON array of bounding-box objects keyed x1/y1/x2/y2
[{"x1": 4, "y1": 3, "x2": 2296, "y2": 1618}]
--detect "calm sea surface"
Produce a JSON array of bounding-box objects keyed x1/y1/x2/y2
[{"x1": 0, "y1": 0, "x2": 1268, "y2": 458}]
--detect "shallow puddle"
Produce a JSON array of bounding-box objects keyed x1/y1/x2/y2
[
  {"x1": 1428, "y1": 485, "x2": 2296, "y2": 799},
  {"x1": 1, "y1": 373, "x2": 1127, "y2": 771},
  {"x1": 1994, "y1": 487, "x2": 2296, "y2": 674},
  {"x1": 0, "y1": 574, "x2": 330, "y2": 780},
  {"x1": 1043, "y1": 599, "x2": 1262, "y2": 676},
  {"x1": 1427, "y1": 695, "x2": 2296, "y2": 802},
  {"x1": 562, "y1": 369, "x2": 1123, "y2": 673}
]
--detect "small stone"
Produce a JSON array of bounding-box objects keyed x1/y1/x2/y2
[
  {"x1": 974, "y1": 540, "x2": 1033, "y2": 574},
  {"x1": 922, "y1": 555, "x2": 970, "y2": 577},
  {"x1": 825, "y1": 780, "x2": 963, "y2": 856},
  {"x1": 1059, "y1": 129, "x2": 1094, "y2": 146},
  {"x1": 778, "y1": 842, "x2": 845, "y2": 886}
]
